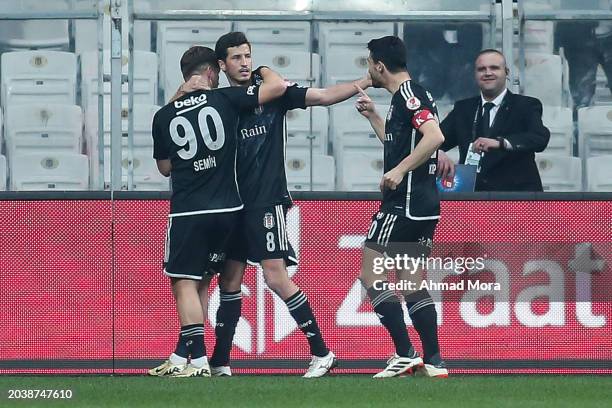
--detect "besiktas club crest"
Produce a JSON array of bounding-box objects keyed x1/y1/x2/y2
[{"x1": 263, "y1": 212, "x2": 275, "y2": 229}]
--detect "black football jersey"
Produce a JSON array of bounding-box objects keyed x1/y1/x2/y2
[
  {"x1": 381, "y1": 80, "x2": 440, "y2": 220},
  {"x1": 152, "y1": 86, "x2": 260, "y2": 216},
  {"x1": 235, "y1": 69, "x2": 308, "y2": 208}
]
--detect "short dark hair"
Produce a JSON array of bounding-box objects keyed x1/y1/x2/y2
[
  {"x1": 215, "y1": 32, "x2": 251, "y2": 62},
  {"x1": 367, "y1": 36, "x2": 407, "y2": 73},
  {"x1": 180, "y1": 46, "x2": 219, "y2": 80}
]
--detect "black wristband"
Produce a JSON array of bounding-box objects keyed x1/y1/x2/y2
[{"x1": 496, "y1": 137, "x2": 506, "y2": 151}]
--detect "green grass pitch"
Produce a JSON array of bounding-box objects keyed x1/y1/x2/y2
[{"x1": 1, "y1": 375, "x2": 611, "y2": 408}]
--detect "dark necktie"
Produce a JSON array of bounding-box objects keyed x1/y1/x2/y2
[{"x1": 482, "y1": 102, "x2": 495, "y2": 138}]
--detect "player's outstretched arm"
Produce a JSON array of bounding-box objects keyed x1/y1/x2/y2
[
  {"x1": 354, "y1": 84, "x2": 385, "y2": 143},
  {"x1": 381, "y1": 120, "x2": 444, "y2": 191},
  {"x1": 304, "y1": 76, "x2": 372, "y2": 107},
  {"x1": 257, "y1": 67, "x2": 288, "y2": 104}
]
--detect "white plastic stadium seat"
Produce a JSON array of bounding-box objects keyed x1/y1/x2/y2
[
  {"x1": 332, "y1": 103, "x2": 385, "y2": 190},
  {"x1": 95, "y1": 148, "x2": 169, "y2": 191},
  {"x1": 541, "y1": 106, "x2": 573, "y2": 155},
  {"x1": 319, "y1": 22, "x2": 394, "y2": 102},
  {"x1": 233, "y1": 21, "x2": 311, "y2": 51},
  {"x1": 338, "y1": 151, "x2": 384, "y2": 191},
  {"x1": 323, "y1": 48, "x2": 389, "y2": 102},
  {"x1": 522, "y1": 53, "x2": 564, "y2": 107},
  {"x1": 75, "y1": 2, "x2": 151, "y2": 55},
  {"x1": 0, "y1": 20, "x2": 68, "y2": 50},
  {"x1": 80, "y1": 50, "x2": 158, "y2": 110},
  {"x1": 1, "y1": 51, "x2": 76, "y2": 106},
  {"x1": 253, "y1": 49, "x2": 320, "y2": 87},
  {"x1": 130, "y1": 157, "x2": 170, "y2": 191},
  {"x1": 10, "y1": 152, "x2": 89, "y2": 191},
  {"x1": 285, "y1": 107, "x2": 328, "y2": 155},
  {"x1": 285, "y1": 153, "x2": 335, "y2": 191},
  {"x1": 157, "y1": 21, "x2": 232, "y2": 100},
  {"x1": 535, "y1": 153, "x2": 582, "y2": 191},
  {"x1": 519, "y1": 0, "x2": 555, "y2": 54},
  {"x1": 587, "y1": 155, "x2": 612, "y2": 192},
  {"x1": 85, "y1": 104, "x2": 165, "y2": 189},
  {"x1": 5, "y1": 104, "x2": 82, "y2": 156},
  {"x1": 578, "y1": 106, "x2": 612, "y2": 158},
  {"x1": 522, "y1": 21, "x2": 554, "y2": 54},
  {"x1": 113, "y1": 151, "x2": 170, "y2": 191},
  {"x1": 331, "y1": 104, "x2": 387, "y2": 153},
  {"x1": 0, "y1": 155, "x2": 6, "y2": 190},
  {"x1": 318, "y1": 22, "x2": 394, "y2": 67}
]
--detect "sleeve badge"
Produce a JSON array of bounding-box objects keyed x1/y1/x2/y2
[{"x1": 406, "y1": 96, "x2": 421, "y2": 110}]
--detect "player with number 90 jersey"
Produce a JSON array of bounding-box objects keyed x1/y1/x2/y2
[{"x1": 152, "y1": 86, "x2": 260, "y2": 217}]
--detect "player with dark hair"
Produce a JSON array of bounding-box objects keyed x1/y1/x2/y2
[
  {"x1": 354, "y1": 35, "x2": 448, "y2": 378},
  {"x1": 148, "y1": 46, "x2": 287, "y2": 377},
  {"x1": 176, "y1": 31, "x2": 372, "y2": 378}
]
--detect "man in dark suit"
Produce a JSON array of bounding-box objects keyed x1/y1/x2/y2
[{"x1": 437, "y1": 49, "x2": 550, "y2": 192}]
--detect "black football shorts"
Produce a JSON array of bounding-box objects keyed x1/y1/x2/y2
[
  {"x1": 163, "y1": 212, "x2": 238, "y2": 280},
  {"x1": 364, "y1": 211, "x2": 438, "y2": 258},
  {"x1": 226, "y1": 204, "x2": 298, "y2": 267}
]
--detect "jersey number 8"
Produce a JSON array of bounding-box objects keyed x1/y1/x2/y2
[{"x1": 168, "y1": 107, "x2": 225, "y2": 160}]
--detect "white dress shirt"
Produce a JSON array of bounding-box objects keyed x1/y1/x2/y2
[
  {"x1": 480, "y1": 88, "x2": 507, "y2": 127},
  {"x1": 480, "y1": 88, "x2": 512, "y2": 149}
]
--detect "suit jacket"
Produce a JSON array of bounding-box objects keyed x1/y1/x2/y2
[{"x1": 440, "y1": 90, "x2": 550, "y2": 192}]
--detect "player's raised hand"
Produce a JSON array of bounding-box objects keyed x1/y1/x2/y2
[
  {"x1": 437, "y1": 150, "x2": 455, "y2": 181},
  {"x1": 355, "y1": 84, "x2": 376, "y2": 118}
]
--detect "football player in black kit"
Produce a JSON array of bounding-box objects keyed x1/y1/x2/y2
[
  {"x1": 175, "y1": 32, "x2": 372, "y2": 378},
  {"x1": 354, "y1": 36, "x2": 448, "y2": 378},
  {"x1": 148, "y1": 46, "x2": 287, "y2": 377}
]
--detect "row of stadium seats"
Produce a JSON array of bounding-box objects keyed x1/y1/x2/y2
[
  {"x1": 0, "y1": 100, "x2": 611, "y2": 190},
  {"x1": 2, "y1": 2, "x2": 611, "y2": 104},
  {"x1": 0, "y1": 50, "x2": 158, "y2": 109},
  {"x1": 6, "y1": 89, "x2": 606, "y2": 163},
  {"x1": 536, "y1": 154, "x2": 612, "y2": 192},
  {"x1": 0, "y1": 149, "x2": 611, "y2": 192},
  {"x1": 0, "y1": 15, "x2": 606, "y2": 111},
  {"x1": 0, "y1": 102, "x2": 168, "y2": 190},
  {"x1": 0, "y1": 43, "x2": 581, "y2": 110}
]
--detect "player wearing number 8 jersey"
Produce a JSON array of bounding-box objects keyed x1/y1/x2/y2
[
  {"x1": 150, "y1": 46, "x2": 287, "y2": 378},
  {"x1": 211, "y1": 32, "x2": 374, "y2": 378}
]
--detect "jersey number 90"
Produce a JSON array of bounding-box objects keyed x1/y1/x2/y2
[{"x1": 168, "y1": 107, "x2": 225, "y2": 160}]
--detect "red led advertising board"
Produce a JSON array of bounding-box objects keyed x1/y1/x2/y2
[{"x1": 0, "y1": 200, "x2": 610, "y2": 374}]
